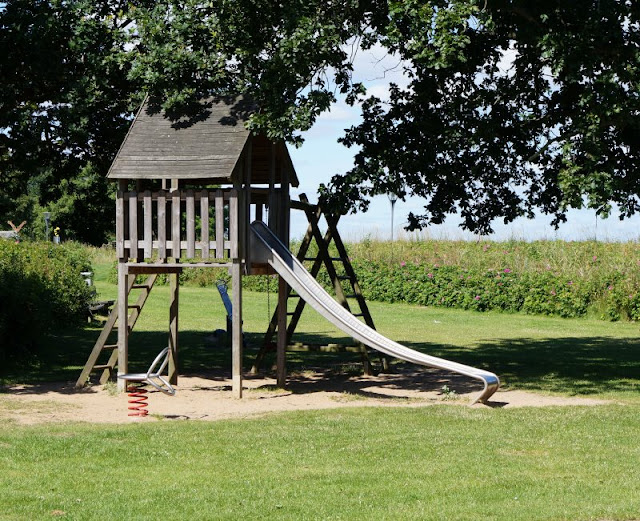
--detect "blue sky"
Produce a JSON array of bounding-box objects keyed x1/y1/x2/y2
[{"x1": 286, "y1": 45, "x2": 640, "y2": 243}]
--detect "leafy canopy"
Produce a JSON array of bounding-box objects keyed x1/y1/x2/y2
[{"x1": 1, "y1": 1, "x2": 639, "y2": 237}]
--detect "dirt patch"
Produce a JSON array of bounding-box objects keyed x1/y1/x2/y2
[{"x1": 0, "y1": 367, "x2": 610, "y2": 425}]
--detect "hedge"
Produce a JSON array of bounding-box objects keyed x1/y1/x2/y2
[{"x1": 0, "y1": 241, "x2": 95, "y2": 367}]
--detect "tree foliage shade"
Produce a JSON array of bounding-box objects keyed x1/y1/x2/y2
[
  {"x1": 1, "y1": 0, "x2": 639, "y2": 238},
  {"x1": 0, "y1": 0, "x2": 141, "y2": 243},
  {"x1": 328, "y1": 0, "x2": 640, "y2": 233}
]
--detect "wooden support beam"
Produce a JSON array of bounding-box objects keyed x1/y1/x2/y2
[
  {"x1": 117, "y1": 262, "x2": 129, "y2": 391},
  {"x1": 169, "y1": 272, "x2": 179, "y2": 385},
  {"x1": 231, "y1": 259, "x2": 243, "y2": 398},
  {"x1": 277, "y1": 275, "x2": 287, "y2": 388}
]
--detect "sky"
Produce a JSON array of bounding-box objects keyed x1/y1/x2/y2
[{"x1": 285, "y1": 45, "x2": 640, "y2": 243}]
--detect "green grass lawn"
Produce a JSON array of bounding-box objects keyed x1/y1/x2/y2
[{"x1": 1, "y1": 272, "x2": 640, "y2": 520}]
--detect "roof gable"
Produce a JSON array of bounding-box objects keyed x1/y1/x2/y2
[{"x1": 108, "y1": 97, "x2": 298, "y2": 186}]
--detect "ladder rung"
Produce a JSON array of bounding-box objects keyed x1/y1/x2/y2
[
  {"x1": 337, "y1": 275, "x2": 350, "y2": 280},
  {"x1": 286, "y1": 312, "x2": 296, "y2": 316},
  {"x1": 344, "y1": 294, "x2": 357, "y2": 299},
  {"x1": 331, "y1": 257, "x2": 346, "y2": 262},
  {"x1": 131, "y1": 284, "x2": 152, "y2": 290},
  {"x1": 92, "y1": 364, "x2": 112, "y2": 371},
  {"x1": 128, "y1": 304, "x2": 141, "y2": 310},
  {"x1": 303, "y1": 257, "x2": 317, "y2": 262},
  {"x1": 103, "y1": 344, "x2": 118, "y2": 350},
  {"x1": 352, "y1": 313, "x2": 364, "y2": 318}
]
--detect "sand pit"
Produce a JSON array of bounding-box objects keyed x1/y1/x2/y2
[{"x1": 0, "y1": 367, "x2": 609, "y2": 425}]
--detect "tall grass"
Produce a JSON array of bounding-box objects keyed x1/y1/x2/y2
[{"x1": 346, "y1": 237, "x2": 640, "y2": 281}]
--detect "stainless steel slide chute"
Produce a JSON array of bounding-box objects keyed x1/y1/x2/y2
[{"x1": 250, "y1": 221, "x2": 500, "y2": 404}]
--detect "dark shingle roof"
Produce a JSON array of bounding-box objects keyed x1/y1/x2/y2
[{"x1": 108, "y1": 97, "x2": 298, "y2": 186}]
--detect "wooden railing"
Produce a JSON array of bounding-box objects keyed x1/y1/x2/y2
[{"x1": 115, "y1": 189, "x2": 239, "y2": 262}]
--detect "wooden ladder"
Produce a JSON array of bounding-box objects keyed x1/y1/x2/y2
[
  {"x1": 252, "y1": 195, "x2": 388, "y2": 374},
  {"x1": 75, "y1": 274, "x2": 158, "y2": 387}
]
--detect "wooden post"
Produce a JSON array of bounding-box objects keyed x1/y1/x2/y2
[
  {"x1": 277, "y1": 275, "x2": 287, "y2": 388},
  {"x1": 230, "y1": 189, "x2": 242, "y2": 398},
  {"x1": 276, "y1": 145, "x2": 290, "y2": 386},
  {"x1": 232, "y1": 259, "x2": 243, "y2": 399},
  {"x1": 116, "y1": 261, "x2": 129, "y2": 391},
  {"x1": 169, "y1": 271, "x2": 179, "y2": 385},
  {"x1": 244, "y1": 140, "x2": 252, "y2": 272}
]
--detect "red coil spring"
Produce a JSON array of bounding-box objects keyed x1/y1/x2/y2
[{"x1": 126, "y1": 383, "x2": 149, "y2": 417}]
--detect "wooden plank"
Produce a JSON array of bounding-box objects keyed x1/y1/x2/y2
[
  {"x1": 127, "y1": 263, "x2": 228, "y2": 272},
  {"x1": 128, "y1": 191, "x2": 138, "y2": 261},
  {"x1": 172, "y1": 190, "x2": 181, "y2": 260},
  {"x1": 143, "y1": 190, "x2": 152, "y2": 259},
  {"x1": 200, "y1": 189, "x2": 209, "y2": 259},
  {"x1": 229, "y1": 189, "x2": 238, "y2": 259},
  {"x1": 186, "y1": 189, "x2": 195, "y2": 258},
  {"x1": 157, "y1": 190, "x2": 167, "y2": 260},
  {"x1": 115, "y1": 187, "x2": 125, "y2": 259},
  {"x1": 215, "y1": 190, "x2": 224, "y2": 258},
  {"x1": 75, "y1": 305, "x2": 119, "y2": 387}
]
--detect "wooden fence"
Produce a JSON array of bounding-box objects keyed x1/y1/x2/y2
[{"x1": 116, "y1": 189, "x2": 239, "y2": 262}]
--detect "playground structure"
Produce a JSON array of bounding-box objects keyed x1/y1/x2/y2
[{"x1": 77, "y1": 96, "x2": 500, "y2": 404}]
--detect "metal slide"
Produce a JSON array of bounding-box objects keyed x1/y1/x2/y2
[{"x1": 250, "y1": 221, "x2": 500, "y2": 404}]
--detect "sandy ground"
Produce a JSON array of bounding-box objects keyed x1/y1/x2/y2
[{"x1": 0, "y1": 367, "x2": 610, "y2": 426}]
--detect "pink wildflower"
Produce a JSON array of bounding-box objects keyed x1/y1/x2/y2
[
  {"x1": 593, "y1": 255, "x2": 597, "y2": 262},
  {"x1": 551, "y1": 290, "x2": 556, "y2": 296},
  {"x1": 427, "y1": 273, "x2": 433, "y2": 279},
  {"x1": 608, "y1": 285, "x2": 613, "y2": 291},
  {"x1": 475, "y1": 295, "x2": 481, "y2": 301},
  {"x1": 568, "y1": 281, "x2": 574, "y2": 285},
  {"x1": 400, "y1": 261, "x2": 406, "y2": 267},
  {"x1": 504, "y1": 268, "x2": 511, "y2": 273}
]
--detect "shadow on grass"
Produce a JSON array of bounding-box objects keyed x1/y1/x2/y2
[
  {"x1": 403, "y1": 336, "x2": 640, "y2": 395},
  {"x1": 2, "y1": 323, "x2": 639, "y2": 398}
]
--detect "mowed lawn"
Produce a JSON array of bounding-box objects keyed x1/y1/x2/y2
[{"x1": 1, "y1": 275, "x2": 639, "y2": 520}]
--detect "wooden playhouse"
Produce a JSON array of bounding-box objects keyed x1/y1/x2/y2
[{"x1": 76, "y1": 97, "x2": 381, "y2": 398}]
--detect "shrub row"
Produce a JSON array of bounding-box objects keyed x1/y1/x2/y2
[
  {"x1": 325, "y1": 260, "x2": 640, "y2": 321},
  {"x1": 107, "y1": 252, "x2": 640, "y2": 321},
  {"x1": 0, "y1": 241, "x2": 95, "y2": 367}
]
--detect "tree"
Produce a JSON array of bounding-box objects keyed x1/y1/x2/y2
[
  {"x1": 2, "y1": 1, "x2": 639, "y2": 237},
  {"x1": 327, "y1": 1, "x2": 640, "y2": 234},
  {"x1": 0, "y1": 0, "x2": 143, "y2": 243}
]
